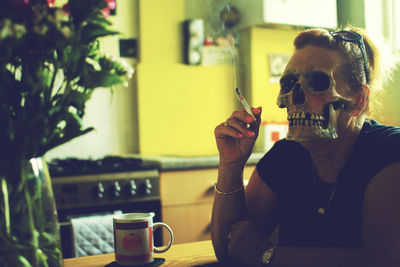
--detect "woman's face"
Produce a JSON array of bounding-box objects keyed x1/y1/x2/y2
[{"x1": 277, "y1": 44, "x2": 356, "y2": 142}]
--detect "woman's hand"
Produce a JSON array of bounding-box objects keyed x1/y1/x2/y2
[
  {"x1": 214, "y1": 107, "x2": 262, "y2": 165},
  {"x1": 227, "y1": 220, "x2": 272, "y2": 266}
]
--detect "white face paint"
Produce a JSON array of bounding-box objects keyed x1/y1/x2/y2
[{"x1": 277, "y1": 46, "x2": 353, "y2": 142}]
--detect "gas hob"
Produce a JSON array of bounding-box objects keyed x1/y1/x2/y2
[{"x1": 48, "y1": 155, "x2": 159, "y2": 177}]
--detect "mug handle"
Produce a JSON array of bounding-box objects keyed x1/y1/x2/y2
[{"x1": 153, "y1": 222, "x2": 174, "y2": 253}]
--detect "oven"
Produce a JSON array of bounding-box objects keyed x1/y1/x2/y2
[{"x1": 48, "y1": 156, "x2": 162, "y2": 259}]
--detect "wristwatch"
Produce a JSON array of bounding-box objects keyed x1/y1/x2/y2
[{"x1": 261, "y1": 245, "x2": 277, "y2": 265}]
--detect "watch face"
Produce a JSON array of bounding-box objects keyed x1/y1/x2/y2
[
  {"x1": 262, "y1": 250, "x2": 273, "y2": 263},
  {"x1": 261, "y1": 247, "x2": 276, "y2": 265}
]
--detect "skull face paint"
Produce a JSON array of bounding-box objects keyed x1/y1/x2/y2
[
  {"x1": 277, "y1": 70, "x2": 344, "y2": 142},
  {"x1": 277, "y1": 45, "x2": 357, "y2": 142}
]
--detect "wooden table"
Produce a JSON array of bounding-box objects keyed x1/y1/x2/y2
[{"x1": 63, "y1": 240, "x2": 218, "y2": 267}]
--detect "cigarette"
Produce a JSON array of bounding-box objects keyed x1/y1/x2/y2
[{"x1": 235, "y1": 88, "x2": 256, "y2": 120}]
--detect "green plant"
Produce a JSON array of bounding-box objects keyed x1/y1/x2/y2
[
  {"x1": 0, "y1": 0, "x2": 133, "y2": 161},
  {"x1": 0, "y1": 0, "x2": 133, "y2": 265}
]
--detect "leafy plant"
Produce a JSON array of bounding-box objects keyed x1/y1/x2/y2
[
  {"x1": 0, "y1": 0, "x2": 133, "y2": 161},
  {"x1": 0, "y1": 0, "x2": 133, "y2": 266}
]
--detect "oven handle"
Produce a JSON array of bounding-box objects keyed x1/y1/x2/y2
[{"x1": 60, "y1": 221, "x2": 72, "y2": 227}]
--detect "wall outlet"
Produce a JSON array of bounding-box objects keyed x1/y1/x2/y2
[{"x1": 119, "y1": 39, "x2": 137, "y2": 58}]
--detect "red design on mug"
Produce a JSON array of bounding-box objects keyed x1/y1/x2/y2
[
  {"x1": 122, "y1": 233, "x2": 143, "y2": 251},
  {"x1": 149, "y1": 226, "x2": 153, "y2": 252}
]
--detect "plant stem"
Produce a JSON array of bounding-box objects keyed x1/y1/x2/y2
[{"x1": 0, "y1": 177, "x2": 10, "y2": 238}]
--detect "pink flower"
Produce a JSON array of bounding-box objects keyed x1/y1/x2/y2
[
  {"x1": 101, "y1": 0, "x2": 116, "y2": 18},
  {"x1": 46, "y1": 0, "x2": 56, "y2": 8},
  {"x1": 105, "y1": 0, "x2": 116, "y2": 10}
]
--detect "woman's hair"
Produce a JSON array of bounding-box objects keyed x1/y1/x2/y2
[{"x1": 293, "y1": 26, "x2": 392, "y2": 116}]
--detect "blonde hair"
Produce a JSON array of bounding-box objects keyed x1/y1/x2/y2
[{"x1": 293, "y1": 26, "x2": 394, "y2": 116}]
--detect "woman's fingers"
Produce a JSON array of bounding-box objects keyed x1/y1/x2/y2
[
  {"x1": 229, "y1": 108, "x2": 261, "y2": 135},
  {"x1": 215, "y1": 122, "x2": 246, "y2": 138},
  {"x1": 225, "y1": 117, "x2": 255, "y2": 137},
  {"x1": 215, "y1": 106, "x2": 262, "y2": 139}
]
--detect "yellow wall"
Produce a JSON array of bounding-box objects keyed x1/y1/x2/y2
[
  {"x1": 137, "y1": 0, "x2": 235, "y2": 156},
  {"x1": 138, "y1": 0, "x2": 183, "y2": 63},
  {"x1": 137, "y1": 63, "x2": 235, "y2": 155}
]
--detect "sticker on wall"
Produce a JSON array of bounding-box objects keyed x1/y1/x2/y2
[
  {"x1": 268, "y1": 54, "x2": 291, "y2": 83},
  {"x1": 255, "y1": 121, "x2": 289, "y2": 152}
]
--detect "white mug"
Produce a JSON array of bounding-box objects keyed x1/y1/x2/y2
[{"x1": 113, "y1": 212, "x2": 173, "y2": 266}]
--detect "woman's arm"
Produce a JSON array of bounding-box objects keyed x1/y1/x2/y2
[
  {"x1": 211, "y1": 166, "x2": 278, "y2": 262},
  {"x1": 211, "y1": 161, "x2": 248, "y2": 261},
  {"x1": 361, "y1": 161, "x2": 400, "y2": 266},
  {"x1": 211, "y1": 106, "x2": 264, "y2": 261}
]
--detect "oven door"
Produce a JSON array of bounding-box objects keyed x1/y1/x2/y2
[{"x1": 59, "y1": 200, "x2": 162, "y2": 258}]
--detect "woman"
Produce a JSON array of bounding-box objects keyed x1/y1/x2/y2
[{"x1": 212, "y1": 26, "x2": 400, "y2": 267}]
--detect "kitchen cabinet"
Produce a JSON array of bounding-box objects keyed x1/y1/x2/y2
[
  {"x1": 230, "y1": 0, "x2": 337, "y2": 29},
  {"x1": 160, "y1": 166, "x2": 255, "y2": 245}
]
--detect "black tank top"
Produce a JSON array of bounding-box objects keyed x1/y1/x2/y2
[{"x1": 256, "y1": 120, "x2": 400, "y2": 247}]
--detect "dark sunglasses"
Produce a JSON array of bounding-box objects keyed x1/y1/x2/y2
[{"x1": 329, "y1": 30, "x2": 370, "y2": 84}]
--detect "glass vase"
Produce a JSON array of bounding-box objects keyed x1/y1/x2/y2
[{"x1": 0, "y1": 157, "x2": 63, "y2": 267}]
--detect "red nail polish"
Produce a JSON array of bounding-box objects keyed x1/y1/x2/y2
[
  {"x1": 252, "y1": 107, "x2": 261, "y2": 114},
  {"x1": 247, "y1": 131, "x2": 255, "y2": 137},
  {"x1": 246, "y1": 116, "x2": 253, "y2": 123},
  {"x1": 238, "y1": 133, "x2": 244, "y2": 138}
]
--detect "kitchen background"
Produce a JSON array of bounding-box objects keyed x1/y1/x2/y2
[
  {"x1": 46, "y1": 0, "x2": 400, "y2": 258},
  {"x1": 46, "y1": 0, "x2": 400, "y2": 160}
]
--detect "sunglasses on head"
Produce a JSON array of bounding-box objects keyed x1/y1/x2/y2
[{"x1": 329, "y1": 30, "x2": 370, "y2": 84}]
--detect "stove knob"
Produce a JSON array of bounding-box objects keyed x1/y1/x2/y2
[
  {"x1": 112, "y1": 181, "x2": 121, "y2": 197},
  {"x1": 145, "y1": 179, "x2": 152, "y2": 195},
  {"x1": 95, "y1": 182, "x2": 105, "y2": 199},
  {"x1": 129, "y1": 180, "x2": 137, "y2": 196}
]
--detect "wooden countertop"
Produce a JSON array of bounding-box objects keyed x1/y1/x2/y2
[
  {"x1": 63, "y1": 240, "x2": 219, "y2": 267},
  {"x1": 136, "y1": 152, "x2": 263, "y2": 171}
]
